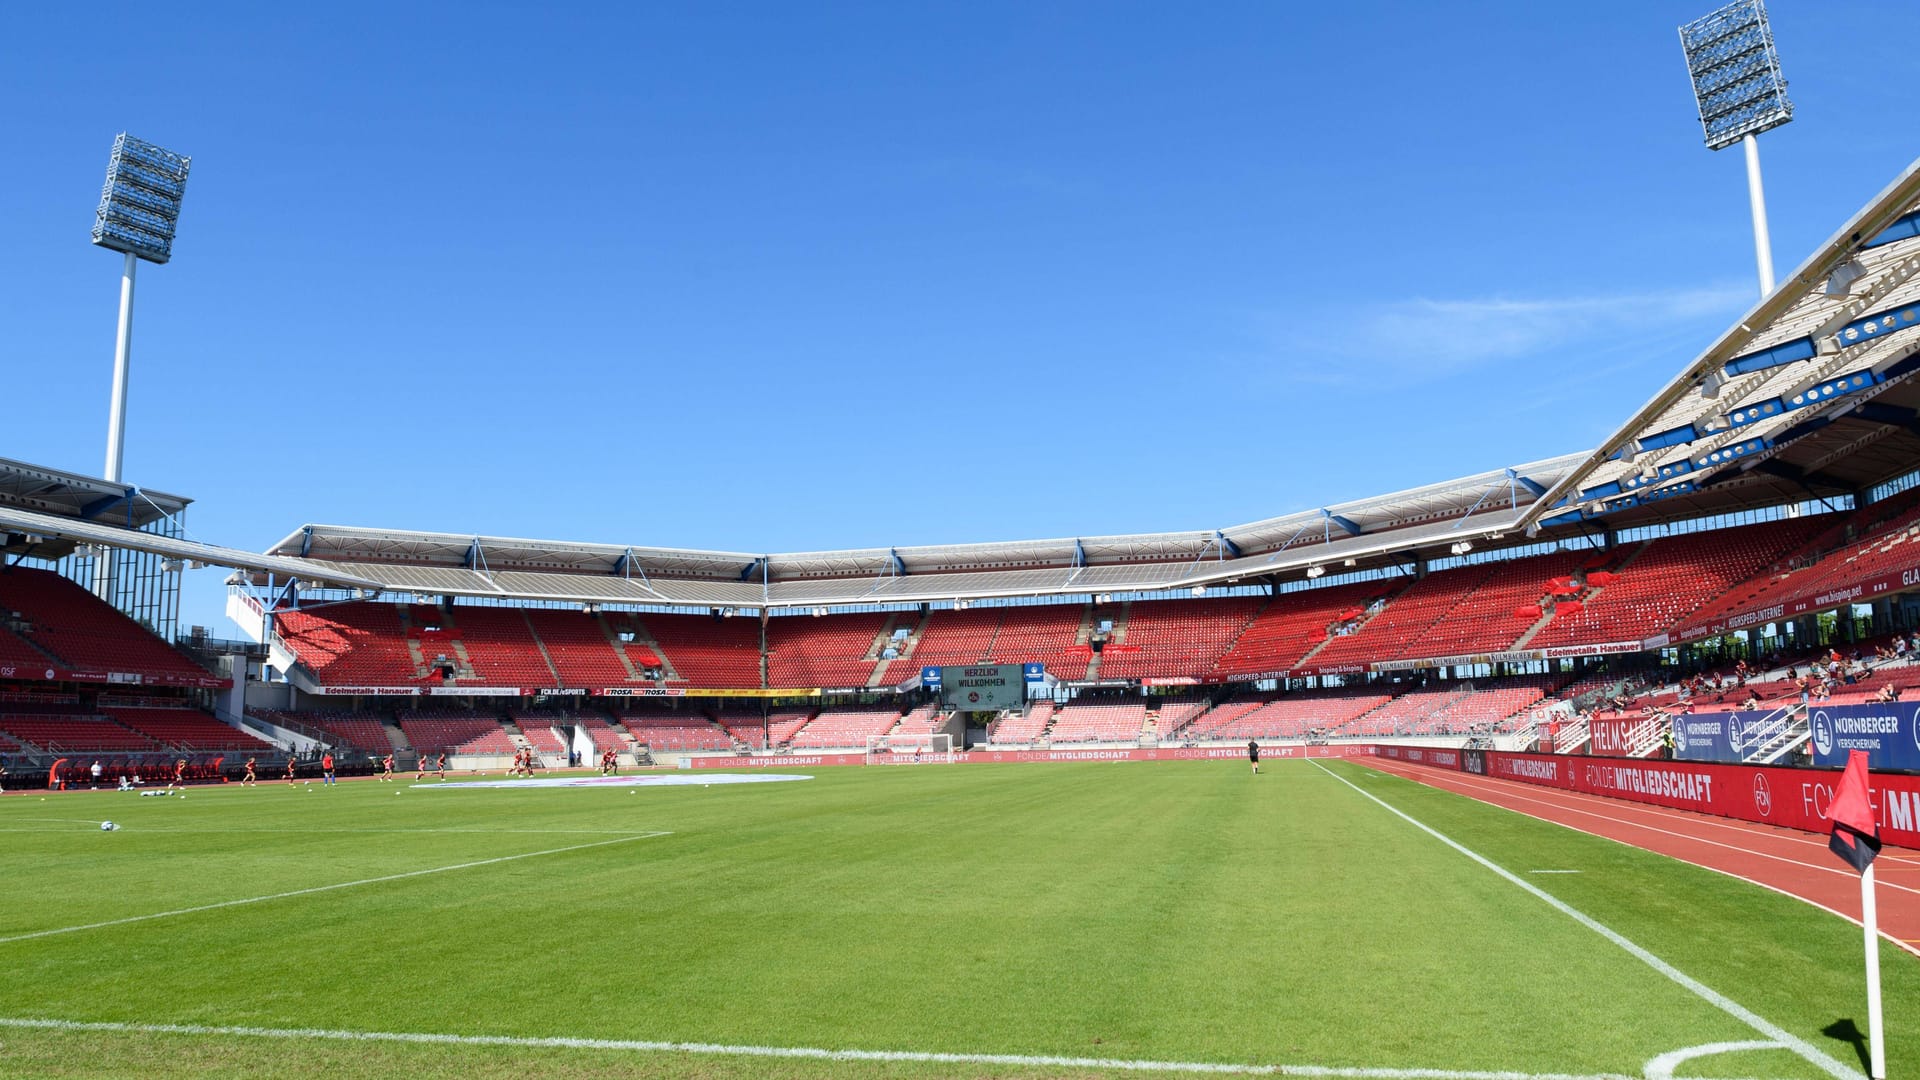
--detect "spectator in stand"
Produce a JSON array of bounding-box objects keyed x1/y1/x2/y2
[
  {"x1": 1740, "y1": 691, "x2": 1761, "y2": 711},
  {"x1": 1795, "y1": 672, "x2": 1811, "y2": 704},
  {"x1": 1875, "y1": 682, "x2": 1900, "y2": 704}
]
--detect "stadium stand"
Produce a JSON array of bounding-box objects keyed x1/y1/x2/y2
[
  {"x1": 989, "y1": 700, "x2": 1052, "y2": 743},
  {"x1": 617, "y1": 711, "x2": 733, "y2": 752},
  {"x1": 524, "y1": 609, "x2": 634, "y2": 686},
  {"x1": 442, "y1": 607, "x2": 556, "y2": 686},
  {"x1": 252, "y1": 710, "x2": 393, "y2": 753},
  {"x1": 1528, "y1": 519, "x2": 1828, "y2": 649},
  {"x1": 1213, "y1": 582, "x2": 1394, "y2": 678},
  {"x1": 766, "y1": 612, "x2": 891, "y2": 688},
  {"x1": 0, "y1": 566, "x2": 213, "y2": 683},
  {"x1": 101, "y1": 706, "x2": 270, "y2": 751},
  {"x1": 275, "y1": 603, "x2": 430, "y2": 686},
  {"x1": 0, "y1": 714, "x2": 161, "y2": 752},
  {"x1": 398, "y1": 712, "x2": 515, "y2": 755},
  {"x1": 1189, "y1": 689, "x2": 1393, "y2": 740},
  {"x1": 789, "y1": 707, "x2": 904, "y2": 749},
  {"x1": 636, "y1": 613, "x2": 761, "y2": 687},
  {"x1": 1046, "y1": 699, "x2": 1147, "y2": 743},
  {"x1": 1095, "y1": 598, "x2": 1261, "y2": 681},
  {"x1": 578, "y1": 716, "x2": 633, "y2": 753}
]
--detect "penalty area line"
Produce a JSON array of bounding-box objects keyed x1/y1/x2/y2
[
  {"x1": 1309, "y1": 760, "x2": 1861, "y2": 1080},
  {"x1": 0, "y1": 1016, "x2": 1656, "y2": 1080},
  {"x1": 0, "y1": 832, "x2": 670, "y2": 946}
]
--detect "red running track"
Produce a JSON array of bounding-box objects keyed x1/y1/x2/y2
[{"x1": 1355, "y1": 755, "x2": 1920, "y2": 958}]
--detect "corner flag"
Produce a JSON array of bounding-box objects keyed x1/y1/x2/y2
[
  {"x1": 1827, "y1": 749, "x2": 1881, "y2": 873},
  {"x1": 1826, "y1": 748, "x2": 1888, "y2": 1079}
]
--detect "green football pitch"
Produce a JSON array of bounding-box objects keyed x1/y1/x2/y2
[{"x1": 0, "y1": 759, "x2": 1908, "y2": 1079}]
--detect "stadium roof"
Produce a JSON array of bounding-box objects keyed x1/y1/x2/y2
[
  {"x1": 0, "y1": 456, "x2": 189, "y2": 561},
  {"x1": 257, "y1": 452, "x2": 1586, "y2": 608},
  {"x1": 1518, "y1": 156, "x2": 1920, "y2": 535}
]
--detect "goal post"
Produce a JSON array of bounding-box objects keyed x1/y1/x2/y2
[{"x1": 865, "y1": 732, "x2": 955, "y2": 764}]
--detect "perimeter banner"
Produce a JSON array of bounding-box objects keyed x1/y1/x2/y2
[
  {"x1": 1806, "y1": 702, "x2": 1920, "y2": 771},
  {"x1": 1588, "y1": 716, "x2": 1656, "y2": 757},
  {"x1": 1372, "y1": 746, "x2": 1920, "y2": 849},
  {"x1": 681, "y1": 744, "x2": 1377, "y2": 769}
]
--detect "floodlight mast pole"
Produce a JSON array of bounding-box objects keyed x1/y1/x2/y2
[
  {"x1": 1743, "y1": 134, "x2": 1775, "y2": 295},
  {"x1": 94, "y1": 250, "x2": 137, "y2": 602},
  {"x1": 103, "y1": 250, "x2": 137, "y2": 484}
]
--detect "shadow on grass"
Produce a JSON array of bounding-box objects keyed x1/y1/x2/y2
[{"x1": 1821, "y1": 1018, "x2": 1869, "y2": 1071}]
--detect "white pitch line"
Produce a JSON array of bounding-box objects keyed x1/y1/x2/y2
[
  {"x1": 0, "y1": 832, "x2": 669, "y2": 946},
  {"x1": 1361, "y1": 758, "x2": 1920, "y2": 962},
  {"x1": 1645, "y1": 1042, "x2": 1784, "y2": 1080},
  {"x1": 0, "y1": 827, "x2": 653, "y2": 835},
  {"x1": 1309, "y1": 761, "x2": 1862, "y2": 1080},
  {"x1": 0, "y1": 1016, "x2": 1659, "y2": 1079}
]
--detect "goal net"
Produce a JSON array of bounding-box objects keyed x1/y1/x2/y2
[{"x1": 865, "y1": 732, "x2": 955, "y2": 764}]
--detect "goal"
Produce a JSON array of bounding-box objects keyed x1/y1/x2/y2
[{"x1": 865, "y1": 732, "x2": 956, "y2": 765}]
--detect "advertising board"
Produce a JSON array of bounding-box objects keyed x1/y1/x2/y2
[{"x1": 940, "y1": 664, "x2": 1025, "y2": 711}]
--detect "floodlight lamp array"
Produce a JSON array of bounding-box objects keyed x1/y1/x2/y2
[
  {"x1": 91, "y1": 134, "x2": 191, "y2": 264},
  {"x1": 1678, "y1": 0, "x2": 1792, "y2": 151}
]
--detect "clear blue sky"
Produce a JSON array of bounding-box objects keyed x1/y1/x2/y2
[{"x1": 3, "y1": 1, "x2": 1916, "y2": 634}]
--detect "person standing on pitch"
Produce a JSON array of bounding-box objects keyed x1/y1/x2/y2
[
  {"x1": 321, "y1": 751, "x2": 335, "y2": 785},
  {"x1": 1248, "y1": 739, "x2": 1260, "y2": 775}
]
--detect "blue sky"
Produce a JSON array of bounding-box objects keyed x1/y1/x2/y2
[{"x1": 3, "y1": 1, "x2": 1916, "y2": 634}]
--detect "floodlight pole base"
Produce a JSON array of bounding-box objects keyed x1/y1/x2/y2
[
  {"x1": 96, "y1": 250, "x2": 137, "y2": 602},
  {"x1": 1744, "y1": 134, "x2": 1776, "y2": 297}
]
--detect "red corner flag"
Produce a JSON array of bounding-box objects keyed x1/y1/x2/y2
[{"x1": 1828, "y1": 749, "x2": 1882, "y2": 873}]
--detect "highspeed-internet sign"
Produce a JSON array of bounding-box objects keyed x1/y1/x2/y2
[{"x1": 940, "y1": 664, "x2": 1025, "y2": 711}]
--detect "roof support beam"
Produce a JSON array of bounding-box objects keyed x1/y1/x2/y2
[
  {"x1": 78, "y1": 489, "x2": 136, "y2": 521},
  {"x1": 1214, "y1": 530, "x2": 1242, "y2": 559},
  {"x1": 462, "y1": 538, "x2": 481, "y2": 569},
  {"x1": 888, "y1": 548, "x2": 906, "y2": 576},
  {"x1": 1851, "y1": 401, "x2": 1920, "y2": 438},
  {"x1": 1072, "y1": 539, "x2": 1087, "y2": 569},
  {"x1": 1505, "y1": 468, "x2": 1547, "y2": 498},
  {"x1": 1321, "y1": 509, "x2": 1362, "y2": 538},
  {"x1": 1756, "y1": 459, "x2": 1854, "y2": 493},
  {"x1": 299, "y1": 525, "x2": 314, "y2": 558}
]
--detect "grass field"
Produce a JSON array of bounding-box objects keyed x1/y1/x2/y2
[{"x1": 0, "y1": 759, "x2": 1910, "y2": 1079}]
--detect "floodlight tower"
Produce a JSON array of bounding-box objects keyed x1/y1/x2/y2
[
  {"x1": 1679, "y1": 0, "x2": 1794, "y2": 297},
  {"x1": 90, "y1": 133, "x2": 192, "y2": 485},
  {"x1": 88, "y1": 134, "x2": 190, "y2": 603}
]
